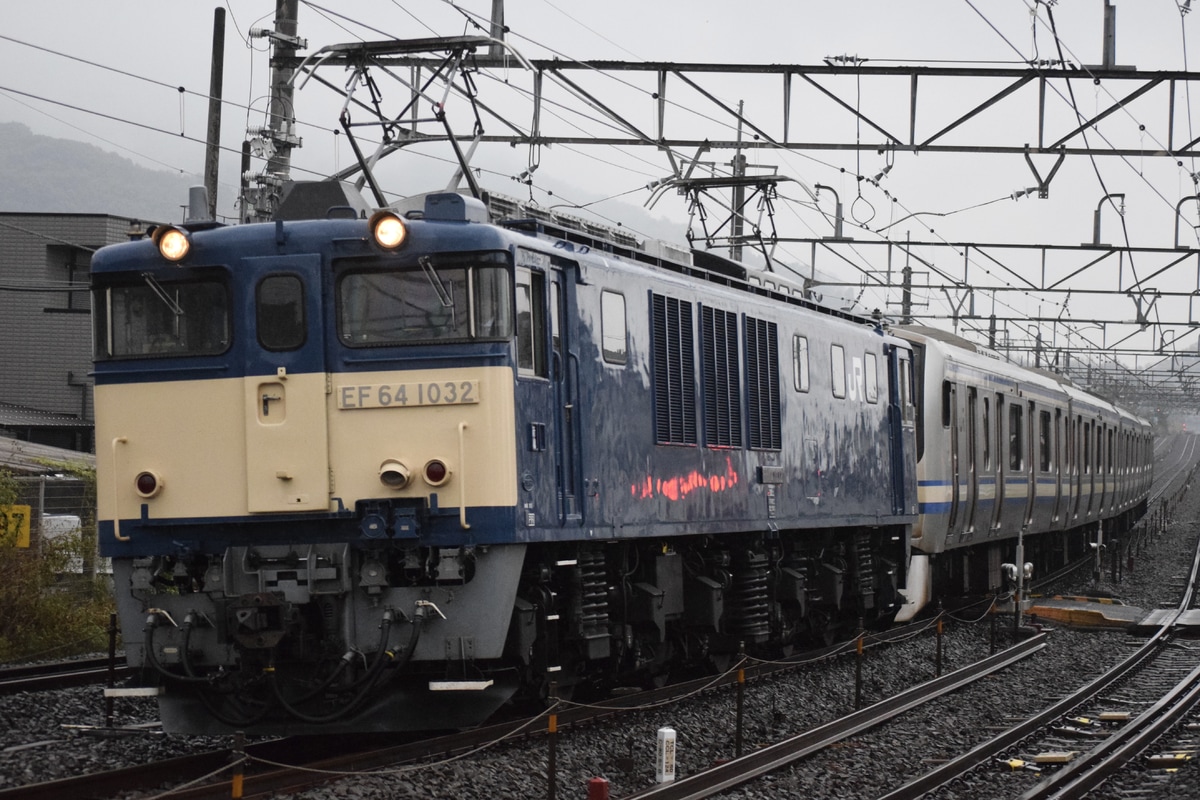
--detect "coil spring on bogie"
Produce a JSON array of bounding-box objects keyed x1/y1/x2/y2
[
  {"x1": 726, "y1": 550, "x2": 771, "y2": 642},
  {"x1": 576, "y1": 548, "x2": 609, "y2": 641},
  {"x1": 852, "y1": 532, "x2": 880, "y2": 611}
]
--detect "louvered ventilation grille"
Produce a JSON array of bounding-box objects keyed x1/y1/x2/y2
[
  {"x1": 652, "y1": 294, "x2": 697, "y2": 444},
  {"x1": 746, "y1": 317, "x2": 781, "y2": 450},
  {"x1": 702, "y1": 306, "x2": 741, "y2": 447}
]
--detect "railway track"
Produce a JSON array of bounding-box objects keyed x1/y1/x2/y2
[
  {"x1": 872, "y1": 492, "x2": 1200, "y2": 800},
  {"x1": 0, "y1": 618, "x2": 982, "y2": 800},
  {"x1": 0, "y1": 656, "x2": 131, "y2": 695}
]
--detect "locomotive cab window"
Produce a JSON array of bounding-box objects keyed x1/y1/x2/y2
[
  {"x1": 337, "y1": 252, "x2": 512, "y2": 346},
  {"x1": 515, "y1": 267, "x2": 547, "y2": 377},
  {"x1": 95, "y1": 276, "x2": 230, "y2": 359},
  {"x1": 257, "y1": 275, "x2": 306, "y2": 351}
]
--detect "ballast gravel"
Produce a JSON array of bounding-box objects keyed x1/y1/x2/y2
[{"x1": 2, "y1": 482, "x2": 1199, "y2": 800}]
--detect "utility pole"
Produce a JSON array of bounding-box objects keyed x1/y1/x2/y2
[
  {"x1": 203, "y1": 8, "x2": 225, "y2": 221},
  {"x1": 488, "y1": 0, "x2": 505, "y2": 58},
  {"x1": 244, "y1": 0, "x2": 304, "y2": 222},
  {"x1": 730, "y1": 100, "x2": 746, "y2": 261}
]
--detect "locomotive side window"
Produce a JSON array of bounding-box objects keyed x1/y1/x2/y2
[
  {"x1": 515, "y1": 267, "x2": 547, "y2": 377},
  {"x1": 600, "y1": 290, "x2": 627, "y2": 364},
  {"x1": 745, "y1": 316, "x2": 781, "y2": 450},
  {"x1": 792, "y1": 335, "x2": 810, "y2": 392},
  {"x1": 864, "y1": 352, "x2": 878, "y2": 403},
  {"x1": 337, "y1": 253, "x2": 512, "y2": 346},
  {"x1": 96, "y1": 278, "x2": 229, "y2": 359},
  {"x1": 256, "y1": 275, "x2": 305, "y2": 351},
  {"x1": 830, "y1": 344, "x2": 847, "y2": 399}
]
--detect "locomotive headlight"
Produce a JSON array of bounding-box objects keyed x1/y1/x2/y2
[
  {"x1": 423, "y1": 459, "x2": 450, "y2": 487},
  {"x1": 369, "y1": 210, "x2": 407, "y2": 250},
  {"x1": 379, "y1": 459, "x2": 411, "y2": 489},
  {"x1": 134, "y1": 470, "x2": 164, "y2": 498},
  {"x1": 152, "y1": 225, "x2": 191, "y2": 262}
]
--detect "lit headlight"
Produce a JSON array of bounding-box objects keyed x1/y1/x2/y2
[
  {"x1": 152, "y1": 226, "x2": 191, "y2": 262},
  {"x1": 369, "y1": 211, "x2": 407, "y2": 250}
]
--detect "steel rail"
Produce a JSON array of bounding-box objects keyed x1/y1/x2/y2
[
  {"x1": 878, "y1": 488, "x2": 1200, "y2": 800},
  {"x1": 620, "y1": 634, "x2": 1047, "y2": 800}
]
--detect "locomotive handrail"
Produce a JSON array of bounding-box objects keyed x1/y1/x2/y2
[
  {"x1": 111, "y1": 437, "x2": 129, "y2": 541},
  {"x1": 458, "y1": 421, "x2": 470, "y2": 529}
]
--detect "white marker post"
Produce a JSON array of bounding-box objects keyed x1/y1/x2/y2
[{"x1": 656, "y1": 727, "x2": 677, "y2": 783}]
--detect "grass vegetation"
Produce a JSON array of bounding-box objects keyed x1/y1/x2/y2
[{"x1": 0, "y1": 464, "x2": 117, "y2": 663}]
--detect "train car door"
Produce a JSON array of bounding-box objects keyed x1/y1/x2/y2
[
  {"x1": 242, "y1": 256, "x2": 331, "y2": 512},
  {"x1": 964, "y1": 387, "x2": 979, "y2": 535},
  {"x1": 887, "y1": 345, "x2": 917, "y2": 516},
  {"x1": 945, "y1": 381, "x2": 961, "y2": 536},
  {"x1": 549, "y1": 264, "x2": 581, "y2": 524}
]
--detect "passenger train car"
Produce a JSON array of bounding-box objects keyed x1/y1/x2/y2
[
  {"x1": 91, "y1": 184, "x2": 1148, "y2": 734},
  {"x1": 895, "y1": 327, "x2": 1151, "y2": 619}
]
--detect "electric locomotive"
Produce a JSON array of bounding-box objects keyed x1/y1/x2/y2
[{"x1": 93, "y1": 183, "x2": 918, "y2": 733}]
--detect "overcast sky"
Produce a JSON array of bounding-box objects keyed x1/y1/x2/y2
[{"x1": 2, "y1": 1, "x2": 1198, "y2": 362}]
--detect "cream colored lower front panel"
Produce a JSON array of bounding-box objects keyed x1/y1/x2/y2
[
  {"x1": 328, "y1": 365, "x2": 518, "y2": 511},
  {"x1": 97, "y1": 377, "x2": 250, "y2": 522}
]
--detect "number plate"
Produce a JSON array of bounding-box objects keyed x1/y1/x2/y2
[{"x1": 337, "y1": 380, "x2": 480, "y2": 409}]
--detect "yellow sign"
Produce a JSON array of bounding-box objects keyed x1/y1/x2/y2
[{"x1": 1, "y1": 504, "x2": 32, "y2": 548}]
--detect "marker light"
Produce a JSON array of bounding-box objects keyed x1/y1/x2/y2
[
  {"x1": 134, "y1": 470, "x2": 164, "y2": 498},
  {"x1": 423, "y1": 459, "x2": 449, "y2": 486},
  {"x1": 379, "y1": 459, "x2": 411, "y2": 489},
  {"x1": 369, "y1": 211, "x2": 407, "y2": 250},
  {"x1": 152, "y1": 226, "x2": 191, "y2": 262}
]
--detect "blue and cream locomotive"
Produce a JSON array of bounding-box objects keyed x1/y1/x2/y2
[{"x1": 94, "y1": 184, "x2": 919, "y2": 733}]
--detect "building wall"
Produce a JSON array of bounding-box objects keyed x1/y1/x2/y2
[{"x1": 0, "y1": 213, "x2": 150, "y2": 450}]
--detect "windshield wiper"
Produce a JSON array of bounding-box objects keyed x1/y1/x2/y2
[
  {"x1": 141, "y1": 272, "x2": 184, "y2": 316},
  {"x1": 418, "y1": 256, "x2": 455, "y2": 309}
]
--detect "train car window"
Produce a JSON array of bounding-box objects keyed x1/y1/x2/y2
[
  {"x1": 256, "y1": 275, "x2": 305, "y2": 351},
  {"x1": 1039, "y1": 410, "x2": 1052, "y2": 472},
  {"x1": 1083, "y1": 421, "x2": 1092, "y2": 473},
  {"x1": 652, "y1": 293, "x2": 697, "y2": 445},
  {"x1": 1107, "y1": 428, "x2": 1114, "y2": 473},
  {"x1": 337, "y1": 253, "x2": 511, "y2": 346},
  {"x1": 792, "y1": 335, "x2": 810, "y2": 392},
  {"x1": 831, "y1": 344, "x2": 847, "y2": 399},
  {"x1": 864, "y1": 352, "x2": 878, "y2": 403},
  {"x1": 515, "y1": 268, "x2": 547, "y2": 377},
  {"x1": 941, "y1": 381, "x2": 952, "y2": 427},
  {"x1": 701, "y1": 307, "x2": 742, "y2": 447},
  {"x1": 982, "y1": 397, "x2": 991, "y2": 471},
  {"x1": 1008, "y1": 404, "x2": 1023, "y2": 471},
  {"x1": 745, "y1": 316, "x2": 781, "y2": 450},
  {"x1": 600, "y1": 290, "x2": 627, "y2": 364},
  {"x1": 96, "y1": 278, "x2": 229, "y2": 359}
]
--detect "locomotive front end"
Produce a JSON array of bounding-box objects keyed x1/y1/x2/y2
[{"x1": 94, "y1": 201, "x2": 529, "y2": 733}]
